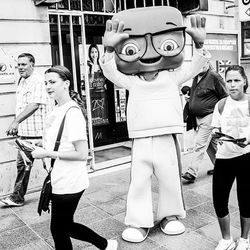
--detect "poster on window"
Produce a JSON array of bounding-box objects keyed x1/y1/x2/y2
[
  {"x1": 0, "y1": 49, "x2": 15, "y2": 84},
  {"x1": 115, "y1": 88, "x2": 127, "y2": 123},
  {"x1": 86, "y1": 44, "x2": 109, "y2": 126},
  {"x1": 203, "y1": 34, "x2": 238, "y2": 78}
]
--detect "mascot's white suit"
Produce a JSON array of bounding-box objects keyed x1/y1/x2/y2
[{"x1": 100, "y1": 6, "x2": 210, "y2": 243}]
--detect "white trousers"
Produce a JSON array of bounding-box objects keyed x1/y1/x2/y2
[{"x1": 124, "y1": 135, "x2": 186, "y2": 228}]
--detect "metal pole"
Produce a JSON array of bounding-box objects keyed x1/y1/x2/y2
[
  {"x1": 58, "y1": 15, "x2": 64, "y2": 65},
  {"x1": 81, "y1": 13, "x2": 96, "y2": 170},
  {"x1": 69, "y1": 15, "x2": 78, "y2": 91}
]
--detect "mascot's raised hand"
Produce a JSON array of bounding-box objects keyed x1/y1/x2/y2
[
  {"x1": 186, "y1": 15, "x2": 206, "y2": 48},
  {"x1": 103, "y1": 19, "x2": 129, "y2": 51}
]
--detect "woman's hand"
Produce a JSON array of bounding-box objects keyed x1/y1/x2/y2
[
  {"x1": 186, "y1": 15, "x2": 206, "y2": 47},
  {"x1": 32, "y1": 147, "x2": 49, "y2": 159}
]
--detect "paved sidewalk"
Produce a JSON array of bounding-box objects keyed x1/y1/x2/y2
[{"x1": 0, "y1": 153, "x2": 240, "y2": 250}]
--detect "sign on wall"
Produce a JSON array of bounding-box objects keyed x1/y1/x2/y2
[
  {"x1": 203, "y1": 34, "x2": 238, "y2": 77},
  {"x1": 0, "y1": 50, "x2": 15, "y2": 84},
  {"x1": 239, "y1": 0, "x2": 250, "y2": 22}
]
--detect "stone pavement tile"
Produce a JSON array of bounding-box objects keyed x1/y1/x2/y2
[
  {"x1": 190, "y1": 182, "x2": 212, "y2": 199},
  {"x1": 228, "y1": 187, "x2": 239, "y2": 207},
  {"x1": 29, "y1": 219, "x2": 53, "y2": 243},
  {"x1": 111, "y1": 168, "x2": 130, "y2": 183},
  {"x1": 0, "y1": 213, "x2": 25, "y2": 233},
  {"x1": 0, "y1": 204, "x2": 14, "y2": 217},
  {"x1": 182, "y1": 175, "x2": 212, "y2": 192},
  {"x1": 0, "y1": 225, "x2": 42, "y2": 250},
  {"x1": 154, "y1": 247, "x2": 170, "y2": 250},
  {"x1": 195, "y1": 200, "x2": 238, "y2": 218},
  {"x1": 113, "y1": 211, "x2": 125, "y2": 224},
  {"x1": 182, "y1": 208, "x2": 216, "y2": 231},
  {"x1": 86, "y1": 175, "x2": 127, "y2": 195},
  {"x1": 83, "y1": 236, "x2": 162, "y2": 250},
  {"x1": 183, "y1": 190, "x2": 212, "y2": 210},
  {"x1": 10, "y1": 200, "x2": 51, "y2": 225},
  {"x1": 230, "y1": 210, "x2": 241, "y2": 230},
  {"x1": 196, "y1": 220, "x2": 240, "y2": 244},
  {"x1": 94, "y1": 197, "x2": 126, "y2": 216},
  {"x1": 74, "y1": 204, "x2": 111, "y2": 225},
  {"x1": 87, "y1": 217, "x2": 125, "y2": 239},
  {"x1": 149, "y1": 227, "x2": 215, "y2": 250},
  {"x1": 13, "y1": 240, "x2": 52, "y2": 250},
  {"x1": 83, "y1": 184, "x2": 128, "y2": 206},
  {"x1": 116, "y1": 236, "x2": 162, "y2": 250}
]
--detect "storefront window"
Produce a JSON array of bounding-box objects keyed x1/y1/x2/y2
[
  {"x1": 70, "y1": 0, "x2": 81, "y2": 10},
  {"x1": 242, "y1": 21, "x2": 250, "y2": 57},
  {"x1": 58, "y1": 0, "x2": 69, "y2": 9},
  {"x1": 82, "y1": 0, "x2": 93, "y2": 11}
]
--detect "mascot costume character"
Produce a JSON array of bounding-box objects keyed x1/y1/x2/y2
[{"x1": 100, "y1": 6, "x2": 210, "y2": 243}]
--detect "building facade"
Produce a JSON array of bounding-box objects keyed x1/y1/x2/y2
[{"x1": 0, "y1": 0, "x2": 240, "y2": 197}]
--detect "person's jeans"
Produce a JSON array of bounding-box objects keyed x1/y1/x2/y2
[
  {"x1": 10, "y1": 150, "x2": 34, "y2": 203},
  {"x1": 187, "y1": 113, "x2": 217, "y2": 177}
]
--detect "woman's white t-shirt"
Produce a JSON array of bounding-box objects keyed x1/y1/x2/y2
[
  {"x1": 212, "y1": 96, "x2": 250, "y2": 159},
  {"x1": 43, "y1": 100, "x2": 89, "y2": 194}
]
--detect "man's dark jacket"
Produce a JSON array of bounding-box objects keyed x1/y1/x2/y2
[{"x1": 189, "y1": 69, "x2": 228, "y2": 118}]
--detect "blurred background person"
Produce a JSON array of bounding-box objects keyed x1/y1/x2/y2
[{"x1": 182, "y1": 62, "x2": 228, "y2": 183}]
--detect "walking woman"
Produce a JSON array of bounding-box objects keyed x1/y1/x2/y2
[
  {"x1": 32, "y1": 65, "x2": 117, "y2": 250},
  {"x1": 212, "y1": 65, "x2": 250, "y2": 250}
]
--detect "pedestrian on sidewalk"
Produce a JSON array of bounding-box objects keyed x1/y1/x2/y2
[
  {"x1": 181, "y1": 85, "x2": 197, "y2": 151},
  {"x1": 212, "y1": 65, "x2": 250, "y2": 250},
  {"x1": 1, "y1": 53, "x2": 52, "y2": 207},
  {"x1": 31, "y1": 65, "x2": 117, "y2": 250},
  {"x1": 182, "y1": 62, "x2": 228, "y2": 183}
]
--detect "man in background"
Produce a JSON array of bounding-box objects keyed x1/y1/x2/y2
[
  {"x1": 182, "y1": 62, "x2": 228, "y2": 183},
  {"x1": 1, "y1": 53, "x2": 52, "y2": 207}
]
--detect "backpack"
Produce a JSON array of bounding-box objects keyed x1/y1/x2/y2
[{"x1": 218, "y1": 96, "x2": 250, "y2": 115}]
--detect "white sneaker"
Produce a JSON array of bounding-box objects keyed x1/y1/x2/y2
[
  {"x1": 235, "y1": 238, "x2": 250, "y2": 250},
  {"x1": 122, "y1": 227, "x2": 149, "y2": 243},
  {"x1": 106, "y1": 239, "x2": 118, "y2": 250},
  {"x1": 1, "y1": 197, "x2": 24, "y2": 207},
  {"x1": 215, "y1": 238, "x2": 236, "y2": 250},
  {"x1": 160, "y1": 218, "x2": 185, "y2": 235}
]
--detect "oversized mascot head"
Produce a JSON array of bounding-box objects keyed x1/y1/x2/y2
[{"x1": 112, "y1": 6, "x2": 186, "y2": 74}]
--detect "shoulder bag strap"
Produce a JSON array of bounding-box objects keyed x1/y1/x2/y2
[
  {"x1": 218, "y1": 97, "x2": 227, "y2": 115},
  {"x1": 248, "y1": 96, "x2": 250, "y2": 115},
  {"x1": 49, "y1": 106, "x2": 78, "y2": 172}
]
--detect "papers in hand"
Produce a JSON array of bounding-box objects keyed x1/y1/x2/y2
[{"x1": 14, "y1": 139, "x2": 36, "y2": 170}]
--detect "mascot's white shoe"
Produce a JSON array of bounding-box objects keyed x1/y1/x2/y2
[
  {"x1": 160, "y1": 217, "x2": 185, "y2": 235},
  {"x1": 122, "y1": 227, "x2": 149, "y2": 243}
]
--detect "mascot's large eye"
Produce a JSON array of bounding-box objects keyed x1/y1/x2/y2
[
  {"x1": 121, "y1": 43, "x2": 140, "y2": 56},
  {"x1": 160, "y1": 39, "x2": 179, "y2": 52}
]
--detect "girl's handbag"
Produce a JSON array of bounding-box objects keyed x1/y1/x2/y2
[
  {"x1": 37, "y1": 171, "x2": 52, "y2": 215},
  {"x1": 37, "y1": 106, "x2": 76, "y2": 216}
]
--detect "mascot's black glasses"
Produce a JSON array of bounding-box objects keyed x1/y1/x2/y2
[{"x1": 116, "y1": 27, "x2": 186, "y2": 63}]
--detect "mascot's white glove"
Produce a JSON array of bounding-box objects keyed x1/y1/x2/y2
[
  {"x1": 186, "y1": 15, "x2": 206, "y2": 49},
  {"x1": 103, "y1": 19, "x2": 129, "y2": 52}
]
